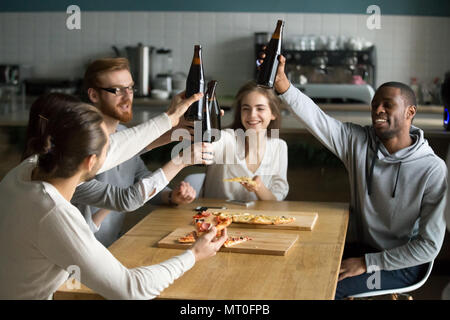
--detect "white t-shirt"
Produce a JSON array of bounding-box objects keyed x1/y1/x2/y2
[
  {"x1": 204, "y1": 129, "x2": 289, "y2": 201},
  {"x1": 0, "y1": 113, "x2": 196, "y2": 300}
]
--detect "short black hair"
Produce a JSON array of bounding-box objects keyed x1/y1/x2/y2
[{"x1": 377, "y1": 82, "x2": 417, "y2": 107}]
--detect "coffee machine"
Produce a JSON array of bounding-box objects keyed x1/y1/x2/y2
[{"x1": 254, "y1": 33, "x2": 377, "y2": 104}]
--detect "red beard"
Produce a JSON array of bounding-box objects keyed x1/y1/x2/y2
[{"x1": 100, "y1": 103, "x2": 133, "y2": 123}]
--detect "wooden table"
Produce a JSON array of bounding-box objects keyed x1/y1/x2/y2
[{"x1": 54, "y1": 199, "x2": 349, "y2": 300}]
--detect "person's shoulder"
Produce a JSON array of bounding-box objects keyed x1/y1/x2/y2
[
  {"x1": 116, "y1": 124, "x2": 128, "y2": 132},
  {"x1": 426, "y1": 154, "x2": 447, "y2": 175},
  {"x1": 347, "y1": 122, "x2": 370, "y2": 135}
]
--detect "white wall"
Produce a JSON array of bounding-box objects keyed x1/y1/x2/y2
[{"x1": 1, "y1": 11, "x2": 449, "y2": 96}]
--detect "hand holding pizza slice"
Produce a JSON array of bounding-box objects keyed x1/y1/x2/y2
[
  {"x1": 190, "y1": 226, "x2": 228, "y2": 262},
  {"x1": 223, "y1": 176, "x2": 257, "y2": 187},
  {"x1": 193, "y1": 211, "x2": 232, "y2": 236}
]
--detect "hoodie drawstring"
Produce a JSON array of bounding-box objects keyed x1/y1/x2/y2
[
  {"x1": 367, "y1": 141, "x2": 402, "y2": 198},
  {"x1": 367, "y1": 142, "x2": 379, "y2": 196},
  {"x1": 392, "y1": 162, "x2": 402, "y2": 198}
]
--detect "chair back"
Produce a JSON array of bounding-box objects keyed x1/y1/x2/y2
[{"x1": 349, "y1": 260, "x2": 434, "y2": 298}]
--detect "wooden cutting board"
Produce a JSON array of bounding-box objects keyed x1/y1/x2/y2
[
  {"x1": 157, "y1": 226, "x2": 299, "y2": 256},
  {"x1": 200, "y1": 209, "x2": 318, "y2": 231}
]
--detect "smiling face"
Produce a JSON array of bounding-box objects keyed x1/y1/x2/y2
[
  {"x1": 371, "y1": 86, "x2": 415, "y2": 141},
  {"x1": 95, "y1": 69, "x2": 134, "y2": 123},
  {"x1": 240, "y1": 91, "x2": 276, "y2": 132}
]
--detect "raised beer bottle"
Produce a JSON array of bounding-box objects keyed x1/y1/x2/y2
[
  {"x1": 256, "y1": 20, "x2": 285, "y2": 88},
  {"x1": 206, "y1": 80, "x2": 221, "y2": 142},
  {"x1": 202, "y1": 92, "x2": 212, "y2": 143},
  {"x1": 184, "y1": 45, "x2": 205, "y2": 121}
]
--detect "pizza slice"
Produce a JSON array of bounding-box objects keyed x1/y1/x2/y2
[
  {"x1": 247, "y1": 214, "x2": 296, "y2": 225},
  {"x1": 211, "y1": 211, "x2": 295, "y2": 225},
  {"x1": 177, "y1": 231, "x2": 197, "y2": 243},
  {"x1": 272, "y1": 215, "x2": 296, "y2": 225},
  {"x1": 193, "y1": 211, "x2": 232, "y2": 235},
  {"x1": 212, "y1": 211, "x2": 255, "y2": 223},
  {"x1": 223, "y1": 176, "x2": 257, "y2": 187},
  {"x1": 223, "y1": 236, "x2": 252, "y2": 248}
]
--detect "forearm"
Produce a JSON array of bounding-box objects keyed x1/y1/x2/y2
[
  {"x1": 99, "y1": 113, "x2": 172, "y2": 174},
  {"x1": 73, "y1": 171, "x2": 169, "y2": 213},
  {"x1": 92, "y1": 208, "x2": 111, "y2": 228},
  {"x1": 161, "y1": 156, "x2": 186, "y2": 182},
  {"x1": 365, "y1": 237, "x2": 441, "y2": 271},
  {"x1": 146, "y1": 130, "x2": 173, "y2": 152},
  {"x1": 255, "y1": 184, "x2": 277, "y2": 201},
  {"x1": 279, "y1": 85, "x2": 351, "y2": 162}
]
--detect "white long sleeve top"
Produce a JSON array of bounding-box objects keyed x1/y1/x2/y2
[
  {"x1": 0, "y1": 113, "x2": 196, "y2": 299},
  {"x1": 203, "y1": 129, "x2": 289, "y2": 201}
]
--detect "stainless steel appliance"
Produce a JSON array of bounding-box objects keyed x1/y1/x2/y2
[
  {"x1": 295, "y1": 83, "x2": 375, "y2": 105},
  {"x1": 151, "y1": 49, "x2": 173, "y2": 96},
  {"x1": 283, "y1": 46, "x2": 377, "y2": 88},
  {"x1": 254, "y1": 33, "x2": 377, "y2": 104},
  {"x1": 113, "y1": 43, "x2": 152, "y2": 97},
  {"x1": 284, "y1": 45, "x2": 376, "y2": 104}
]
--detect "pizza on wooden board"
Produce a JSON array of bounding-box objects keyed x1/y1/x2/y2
[
  {"x1": 177, "y1": 231, "x2": 197, "y2": 243},
  {"x1": 176, "y1": 211, "x2": 252, "y2": 247},
  {"x1": 177, "y1": 230, "x2": 252, "y2": 248},
  {"x1": 212, "y1": 211, "x2": 296, "y2": 225},
  {"x1": 223, "y1": 235, "x2": 252, "y2": 248}
]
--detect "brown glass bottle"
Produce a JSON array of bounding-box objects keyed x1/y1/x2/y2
[
  {"x1": 184, "y1": 45, "x2": 205, "y2": 121},
  {"x1": 206, "y1": 80, "x2": 221, "y2": 142},
  {"x1": 256, "y1": 20, "x2": 285, "y2": 88},
  {"x1": 202, "y1": 92, "x2": 212, "y2": 143}
]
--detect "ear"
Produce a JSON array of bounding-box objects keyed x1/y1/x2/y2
[
  {"x1": 82, "y1": 154, "x2": 98, "y2": 172},
  {"x1": 406, "y1": 105, "x2": 417, "y2": 120},
  {"x1": 87, "y1": 88, "x2": 99, "y2": 104}
]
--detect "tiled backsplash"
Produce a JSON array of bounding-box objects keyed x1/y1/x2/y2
[{"x1": 1, "y1": 11, "x2": 450, "y2": 96}]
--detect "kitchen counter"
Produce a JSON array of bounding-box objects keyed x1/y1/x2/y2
[
  {"x1": 133, "y1": 96, "x2": 444, "y2": 114},
  {"x1": 1, "y1": 96, "x2": 448, "y2": 138}
]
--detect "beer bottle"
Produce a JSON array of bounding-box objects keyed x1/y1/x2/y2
[
  {"x1": 256, "y1": 20, "x2": 285, "y2": 88},
  {"x1": 185, "y1": 45, "x2": 205, "y2": 121},
  {"x1": 206, "y1": 80, "x2": 221, "y2": 142},
  {"x1": 202, "y1": 92, "x2": 212, "y2": 143}
]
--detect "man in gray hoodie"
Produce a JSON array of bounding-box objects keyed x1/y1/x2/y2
[{"x1": 269, "y1": 56, "x2": 447, "y2": 299}]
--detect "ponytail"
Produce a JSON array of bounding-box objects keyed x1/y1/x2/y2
[{"x1": 22, "y1": 93, "x2": 81, "y2": 161}]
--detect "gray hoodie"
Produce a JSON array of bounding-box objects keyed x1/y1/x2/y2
[{"x1": 281, "y1": 85, "x2": 447, "y2": 271}]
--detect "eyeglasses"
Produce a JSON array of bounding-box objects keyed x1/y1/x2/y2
[{"x1": 97, "y1": 86, "x2": 137, "y2": 96}]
